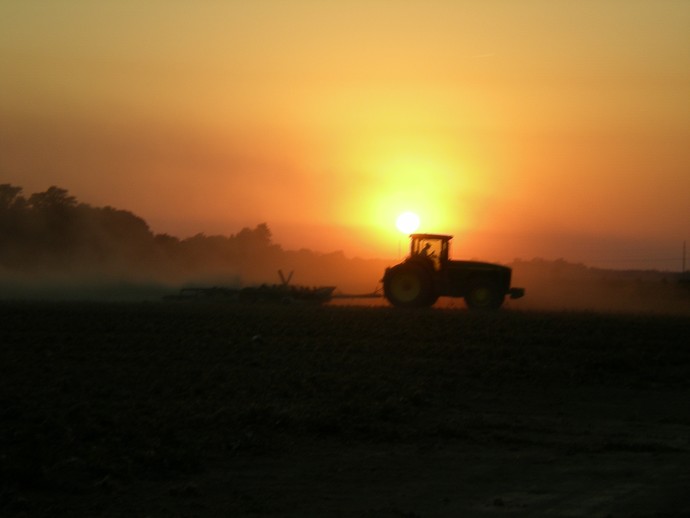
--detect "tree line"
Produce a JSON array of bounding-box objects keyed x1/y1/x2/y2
[{"x1": 0, "y1": 184, "x2": 300, "y2": 285}]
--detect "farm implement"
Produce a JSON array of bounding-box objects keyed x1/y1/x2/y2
[{"x1": 166, "y1": 270, "x2": 337, "y2": 304}]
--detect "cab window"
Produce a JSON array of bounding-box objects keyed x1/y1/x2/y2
[{"x1": 413, "y1": 238, "x2": 442, "y2": 270}]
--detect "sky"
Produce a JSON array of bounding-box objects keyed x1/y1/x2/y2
[{"x1": 1, "y1": 0, "x2": 689, "y2": 270}]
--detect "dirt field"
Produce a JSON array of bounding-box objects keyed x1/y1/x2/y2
[{"x1": 1, "y1": 301, "x2": 689, "y2": 517}]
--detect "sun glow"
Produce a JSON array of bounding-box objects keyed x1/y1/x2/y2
[
  {"x1": 330, "y1": 133, "x2": 482, "y2": 257},
  {"x1": 396, "y1": 211, "x2": 420, "y2": 234}
]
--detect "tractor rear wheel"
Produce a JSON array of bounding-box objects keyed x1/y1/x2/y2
[
  {"x1": 464, "y1": 280, "x2": 504, "y2": 311},
  {"x1": 384, "y1": 263, "x2": 435, "y2": 308}
]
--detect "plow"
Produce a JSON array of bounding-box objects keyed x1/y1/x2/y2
[{"x1": 165, "y1": 270, "x2": 380, "y2": 304}]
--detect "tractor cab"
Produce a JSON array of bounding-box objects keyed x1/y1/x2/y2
[{"x1": 409, "y1": 234, "x2": 451, "y2": 271}]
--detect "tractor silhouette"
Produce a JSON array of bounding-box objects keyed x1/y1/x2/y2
[{"x1": 383, "y1": 234, "x2": 524, "y2": 309}]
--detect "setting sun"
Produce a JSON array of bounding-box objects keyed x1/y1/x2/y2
[{"x1": 396, "y1": 211, "x2": 420, "y2": 235}]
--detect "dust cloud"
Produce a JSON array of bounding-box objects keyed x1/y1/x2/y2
[{"x1": 506, "y1": 259, "x2": 690, "y2": 315}]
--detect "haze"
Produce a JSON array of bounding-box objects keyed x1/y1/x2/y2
[{"x1": 2, "y1": 1, "x2": 689, "y2": 270}]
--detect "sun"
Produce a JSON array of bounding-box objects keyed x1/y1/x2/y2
[{"x1": 396, "y1": 211, "x2": 420, "y2": 234}]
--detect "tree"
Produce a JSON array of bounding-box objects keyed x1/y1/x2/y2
[
  {"x1": 0, "y1": 184, "x2": 25, "y2": 210},
  {"x1": 235, "y1": 223, "x2": 272, "y2": 248},
  {"x1": 28, "y1": 186, "x2": 77, "y2": 210}
]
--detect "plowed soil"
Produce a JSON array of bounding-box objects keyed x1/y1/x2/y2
[{"x1": 2, "y1": 301, "x2": 689, "y2": 517}]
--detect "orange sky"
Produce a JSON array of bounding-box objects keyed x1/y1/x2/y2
[{"x1": 2, "y1": 1, "x2": 689, "y2": 269}]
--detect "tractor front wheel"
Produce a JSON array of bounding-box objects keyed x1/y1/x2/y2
[
  {"x1": 383, "y1": 263, "x2": 435, "y2": 308},
  {"x1": 464, "y1": 280, "x2": 504, "y2": 311}
]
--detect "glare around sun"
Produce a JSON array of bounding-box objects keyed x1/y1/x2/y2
[{"x1": 396, "y1": 211, "x2": 420, "y2": 234}]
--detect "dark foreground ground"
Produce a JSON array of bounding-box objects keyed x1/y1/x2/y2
[{"x1": 1, "y1": 301, "x2": 689, "y2": 517}]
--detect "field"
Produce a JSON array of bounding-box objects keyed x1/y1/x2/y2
[{"x1": 1, "y1": 301, "x2": 690, "y2": 517}]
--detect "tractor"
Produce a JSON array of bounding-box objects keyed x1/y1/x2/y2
[{"x1": 382, "y1": 234, "x2": 525, "y2": 310}]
